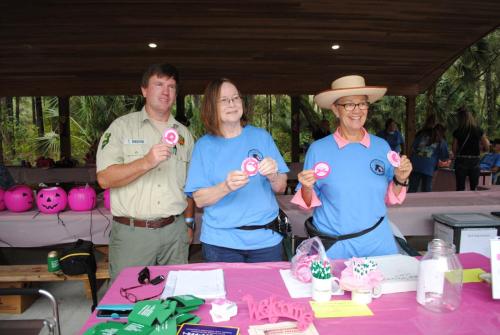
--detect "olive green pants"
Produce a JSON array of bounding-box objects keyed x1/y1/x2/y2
[{"x1": 109, "y1": 215, "x2": 189, "y2": 281}]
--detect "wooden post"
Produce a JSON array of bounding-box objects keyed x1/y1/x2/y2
[
  {"x1": 58, "y1": 96, "x2": 71, "y2": 159},
  {"x1": 405, "y1": 95, "x2": 416, "y2": 156},
  {"x1": 35, "y1": 97, "x2": 44, "y2": 137},
  {"x1": 176, "y1": 94, "x2": 187, "y2": 125},
  {"x1": 291, "y1": 96, "x2": 300, "y2": 163}
]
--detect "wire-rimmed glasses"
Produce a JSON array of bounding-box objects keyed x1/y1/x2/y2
[
  {"x1": 219, "y1": 95, "x2": 242, "y2": 106},
  {"x1": 119, "y1": 285, "x2": 162, "y2": 303}
]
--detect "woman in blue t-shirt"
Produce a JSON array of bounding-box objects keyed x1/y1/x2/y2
[{"x1": 184, "y1": 78, "x2": 289, "y2": 263}]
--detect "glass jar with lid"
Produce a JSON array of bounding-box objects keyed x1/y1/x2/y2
[{"x1": 416, "y1": 239, "x2": 463, "y2": 312}]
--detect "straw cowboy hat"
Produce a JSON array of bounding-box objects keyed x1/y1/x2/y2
[{"x1": 314, "y1": 75, "x2": 387, "y2": 109}]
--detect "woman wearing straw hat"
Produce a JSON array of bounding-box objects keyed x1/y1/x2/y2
[{"x1": 291, "y1": 75, "x2": 412, "y2": 259}]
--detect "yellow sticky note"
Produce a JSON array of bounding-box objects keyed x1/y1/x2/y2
[
  {"x1": 309, "y1": 300, "x2": 373, "y2": 318},
  {"x1": 463, "y1": 268, "x2": 486, "y2": 283}
]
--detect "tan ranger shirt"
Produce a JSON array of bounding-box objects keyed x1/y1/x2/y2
[{"x1": 96, "y1": 108, "x2": 194, "y2": 219}]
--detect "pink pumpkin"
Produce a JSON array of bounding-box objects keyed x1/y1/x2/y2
[
  {"x1": 37, "y1": 186, "x2": 67, "y2": 214},
  {"x1": 4, "y1": 185, "x2": 34, "y2": 212},
  {"x1": 103, "y1": 188, "x2": 111, "y2": 210},
  {"x1": 68, "y1": 185, "x2": 96, "y2": 211},
  {"x1": 0, "y1": 188, "x2": 5, "y2": 211}
]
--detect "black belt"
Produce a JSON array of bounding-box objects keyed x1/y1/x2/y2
[
  {"x1": 305, "y1": 216, "x2": 384, "y2": 250},
  {"x1": 237, "y1": 210, "x2": 291, "y2": 237}
]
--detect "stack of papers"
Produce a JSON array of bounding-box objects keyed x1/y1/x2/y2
[{"x1": 161, "y1": 269, "x2": 226, "y2": 300}]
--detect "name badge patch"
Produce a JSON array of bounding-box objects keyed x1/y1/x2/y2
[{"x1": 126, "y1": 139, "x2": 146, "y2": 144}]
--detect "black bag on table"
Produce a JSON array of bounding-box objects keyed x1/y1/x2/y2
[{"x1": 59, "y1": 239, "x2": 98, "y2": 311}]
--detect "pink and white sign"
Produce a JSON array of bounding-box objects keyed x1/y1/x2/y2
[
  {"x1": 241, "y1": 157, "x2": 259, "y2": 176},
  {"x1": 313, "y1": 162, "x2": 331, "y2": 179},
  {"x1": 162, "y1": 128, "x2": 179, "y2": 145},
  {"x1": 387, "y1": 151, "x2": 401, "y2": 167}
]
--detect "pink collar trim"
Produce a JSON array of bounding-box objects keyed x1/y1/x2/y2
[{"x1": 333, "y1": 128, "x2": 370, "y2": 149}]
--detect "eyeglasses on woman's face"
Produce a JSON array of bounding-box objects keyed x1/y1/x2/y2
[
  {"x1": 219, "y1": 95, "x2": 242, "y2": 107},
  {"x1": 335, "y1": 101, "x2": 370, "y2": 112}
]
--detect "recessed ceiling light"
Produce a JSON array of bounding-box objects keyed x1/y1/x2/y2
[
  {"x1": 331, "y1": 44, "x2": 340, "y2": 50},
  {"x1": 148, "y1": 43, "x2": 158, "y2": 48}
]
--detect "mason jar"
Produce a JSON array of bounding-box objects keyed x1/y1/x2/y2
[{"x1": 416, "y1": 239, "x2": 463, "y2": 312}]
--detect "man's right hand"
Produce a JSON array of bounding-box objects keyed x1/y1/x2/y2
[
  {"x1": 298, "y1": 169, "x2": 316, "y2": 189},
  {"x1": 144, "y1": 143, "x2": 173, "y2": 169}
]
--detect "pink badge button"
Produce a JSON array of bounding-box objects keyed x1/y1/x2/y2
[
  {"x1": 313, "y1": 162, "x2": 331, "y2": 179},
  {"x1": 241, "y1": 157, "x2": 259, "y2": 176},
  {"x1": 162, "y1": 128, "x2": 179, "y2": 145},
  {"x1": 387, "y1": 151, "x2": 401, "y2": 167}
]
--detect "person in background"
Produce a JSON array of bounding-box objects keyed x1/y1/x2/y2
[
  {"x1": 292, "y1": 75, "x2": 412, "y2": 259},
  {"x1": 452, "y1": 107, "x2": 489, "y2": 191},
  {"x1": 0, "y1": 163, "x2": 15, "y2": 189},
  {"x1": 479, "y1": 139, "x2": 500, "y2": 184},
  {"x1": 377, "y1": 118, "x2": 405, "y2": 154},
  {"x1": 408, "y1": 117, "x2": 449, "y2": 193},
  {"x1": 96, "y1": 63, "x2": 195, "y2": 280},
  {"x1": 185, "y1": 78, "x2": 289, "y2": 263}
]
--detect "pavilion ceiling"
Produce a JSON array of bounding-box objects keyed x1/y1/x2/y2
[{"x1": 0, "y1": 0, "x2": 498, "y2": 97}]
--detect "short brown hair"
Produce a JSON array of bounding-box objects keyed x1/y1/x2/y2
[
  {"x1": 141, "y1": 63, "x2": 179, "y2": 88},
  {"x1": 201, "y1": 78, "x2": 247, "y2": 136}
]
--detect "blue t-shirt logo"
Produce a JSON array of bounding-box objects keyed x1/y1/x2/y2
[
  {"x1": 370, "y1": 159, "x2": 385, "y2": 175},
  {"x1": 248, "y1": 149, "x2": 264, "y2": 161}
]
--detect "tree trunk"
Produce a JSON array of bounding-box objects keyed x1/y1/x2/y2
[
  {"x1": 31, "y1": 97, "x2": 36, "y2": 124},
  {"x1": 5, "y1": 97, "x2": 15, "y2": 157},
  {"x1": 485, "y1": 68, "x2": 496, "y2": 137},
  {"x1": 58, "y1": 96, "x2": 71, "y2": 160},
  {"x1": 291, "y1": 96, "x2": 301, "y2": 163},
  {"x1": 15, "y1": 97, "x2": 20, "y2": 125},
  {"x1": 0, "y1": 98, "x2": 4, "y2": 164},
  {"x1": 297, "y1": 96, "x2": 321, "y2": 133},
  {"x1": 405, "y1": 96, "x2": 417, "y2": 156},
  {"x1": 175, "y1": 94, "x2": 187, "y2": 125},
  {"x1": 35, "y1": 96, "x2": 44, "y2": 137}
]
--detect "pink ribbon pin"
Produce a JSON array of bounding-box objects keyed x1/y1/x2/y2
[
  {"x1": 313, "y1": 162, "x2": 331, "y2": 179},
  {"x1": 162, "y1": 128, "x2": 179, "y2": 145},
  {"x1": 387, "y1": 151, "x2": 401, "y2": 167},
  {"x1": 241, "y1": 157, "x2": 259, "y2": 176}
]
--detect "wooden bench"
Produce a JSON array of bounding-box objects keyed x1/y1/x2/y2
[{"x1": 0, "y1": 261, "x2": 110, "y2": 300}]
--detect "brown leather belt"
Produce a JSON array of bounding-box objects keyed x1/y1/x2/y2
[{"x1": 113, "y1": 215, "x2": 175, "y2": 229}]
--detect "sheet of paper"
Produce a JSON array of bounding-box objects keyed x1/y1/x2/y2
[
  {"x1": 463, "y1": 268, "x2": 486, "y2": 283},
  {"x1": 366, "y1": 254, "x2": 420, "y2": 294},
  {"x1": 161, "y1": 269, "x2": 226, "y2": 300},
  {"x1": 309, "y1": 300, "x2": 373, "y2": 318},
  {"x1": 460, "y1": 228, "x2": 497, "y2": 257},
  {"x1": 279, "y1": 269, "x2": 343, "y2": 298}
]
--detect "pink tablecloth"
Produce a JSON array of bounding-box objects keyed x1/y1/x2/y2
[{"x1": 80, "y1": 253, "x2": 499, "y2": 335}]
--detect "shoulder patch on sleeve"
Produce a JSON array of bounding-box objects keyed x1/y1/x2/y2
[{"x1": 101, "y1": 132, "x2": 111, "y2": 149}]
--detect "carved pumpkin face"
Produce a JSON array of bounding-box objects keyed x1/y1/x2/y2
[
  {"x1": 4, "y1": 185, "x2": 34, "y2": 212},
  {"x1": 68, "y1": 185, "x2": 96, "y2": 211},
  {"x1": 0, "y1": 188, "x2": 5, "y2": 211},
  {"x1": 36, "y1": 187, "x2": 67, "y2": 214}
]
